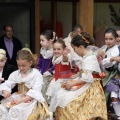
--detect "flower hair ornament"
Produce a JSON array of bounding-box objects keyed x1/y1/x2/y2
[{"x1": 82, "y1": 36, "x2": 89, "y2": 44}]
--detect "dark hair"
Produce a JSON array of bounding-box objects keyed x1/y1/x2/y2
[
  {"x1": 53, "y1": 32, "x2": 58, "y2": 41},
  {"x1": 41, "y1": 30, "x2": 53, "y2": 40},
  {"x1": 73, "y1": 24, "x2": 83, "y2": 32},
  {"x1": 71, "y1": 32, "x2": 94, "y2": 48},
  {"x1": 105, "y1": 28, "x2": 118, "y2": 38},
  {"x1": 53, "y1": 38, "x2": 66, "y2": 49},
  {"x1": 3, "y1": 25, "x2": 13, "y2": 31},
  {"x1": 16, "y1": 48, "x2": 36, "y2": 68}
]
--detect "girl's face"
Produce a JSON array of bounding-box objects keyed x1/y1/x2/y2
[
  {"x1": 53, "y1": 43, "x2": 64, "y2": 58},
  {"x1": 40, "y1": 35, "x2": 52, "y2": 49},
  {"x1": 116, "y1": 30, "x2": 120, "y2": 43},
  {"x1": 72, "y1": 44, "x2": 83, "y2": 56},
  {"x1": 0, "y1": 58, "x2": 7, "y2": 71},
  {"x1": 105, "y1": 33, "x2": 116, "y2": 48},
  {"x1": 17, "y1": 59, "x2": 32, "y2": 74}
]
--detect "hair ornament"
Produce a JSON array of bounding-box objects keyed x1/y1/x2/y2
[
  {"x1": 0, "y1": 49, "x2": 6, "y2": 59},
  {"x1": 82, "y1": 36, "x2": 89, "y2": 44}
]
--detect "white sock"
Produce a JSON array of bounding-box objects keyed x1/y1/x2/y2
[
  {"x1": 112, "y1": 102, "x2": 120, "y2": 117},
  {"x1": 118, "y1": 116, "x2": 120, "y2": 120}
]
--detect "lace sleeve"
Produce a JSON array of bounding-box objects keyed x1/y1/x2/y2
[{"x1": 80, "y1": 70, "x2": 94, "y2": 83}]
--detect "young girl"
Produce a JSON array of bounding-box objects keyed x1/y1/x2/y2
[
  {"x1": 46, "y1": 38, "x2": 75, "y2": 102},
  {"x1": 37, "y1": 30, "x2": 54, "y2": 75},
  {"x1": 0, "y1": 48, "x2": 52, "y2": 120},
  {"x1": 37, "y1": 30, "x2": 55, "y2": 101},
  {"x1": 49, "y1": 33, "x2": 107, "y2": 120},
  {"x1": 97, "y1": 28, "x2": 119, "y2": 97},
  {"x1": 0, "y1": 49, "x2": 17, "y2": 101}
]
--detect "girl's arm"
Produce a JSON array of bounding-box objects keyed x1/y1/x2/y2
[
  {"x1": 2, "y1": 90, "x2": 11, "y2": 98},
  {"x1": 110, "y1": 56, "x2": 120, "y2": 63},
  {"x1": 13, "y1": 95, "x2": 34, "y2": 105},
  {"x1": 62, "y1": 47, "x2": 70, "y2": 62},
  {"x1": 65, "y1": 79, "x2": 86, "y2": 90},
  {"x1": 65, "y1": 70, "x2": 93, "y2": 90},
  {"x1": 0, "y1": 73, "x2": 16, "y2": 97}
]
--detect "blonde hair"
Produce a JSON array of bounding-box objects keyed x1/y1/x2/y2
[{"x1": 16, "y1": 48, "x2": 36, "y2": 68}]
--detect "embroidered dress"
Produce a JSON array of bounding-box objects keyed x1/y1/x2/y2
[
  {"x1": 0, "y1": 68, "x2": 52, "y2": 120},
  {"x1": 49, "y1": 51, "x2": 107, "y2": 120},
  {"x1": 46, "y1": 54, "x2": 73, "y2": 102}
]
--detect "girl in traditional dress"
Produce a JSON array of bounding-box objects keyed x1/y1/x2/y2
[
  {"x1": 46, "y1": 38, "x2": 75, "y2": 103},
  {"x1": 37, "y1": 30, "x2": 54, "y2": 75},
  {"x1": 97, "y1": 28, "x2": 119, "y2": 101},
  {"x1": 0, "y1": 49, "x2": 17, "y2": 101},
  {"x1": 37, "y1": 30, "x2": 55, "y2": 101},
  {"x1": 0, "y1": 48, "x2": 52, "y2": 120},
  {"x1": 49, "y1": 33, "x2": 107, "y2": 120}
]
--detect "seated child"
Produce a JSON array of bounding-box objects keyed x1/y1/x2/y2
[
  {"x1": 0, "y1": 48, "x2": 52, "y2": 120},
  {"x1": 0, "y1": 49, "x2": 17, "y2": 101},
  {"x1": 46, "y1": 38, "x2": 77, "y2": 102}
]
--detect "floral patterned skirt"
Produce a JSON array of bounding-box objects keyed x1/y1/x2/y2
[
  {"x1": 55, "y1": 80, "x2": 107, "y2": 120},
  {"x1": 27, "y1": 102, "x2": 50, "y2": 120}
]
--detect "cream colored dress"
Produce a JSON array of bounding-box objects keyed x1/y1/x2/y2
[
  {"x1": 0, "y1": 68, "x2": 52, "y2": 120},
  {"x1": 50, "y1": 51, "x2": 107, "y2": 120}
]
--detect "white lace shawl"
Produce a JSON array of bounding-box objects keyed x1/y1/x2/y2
[{"x1": 40, "y1": 47, "x2": 53, "y2": 59}]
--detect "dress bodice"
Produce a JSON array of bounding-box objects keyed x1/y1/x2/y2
[
  {"x1": 54, "y1": 63, "x2": 72, "y2": 80},
  {"x1": 17, "y1": 82, "x2": 29, "y2": 94}
]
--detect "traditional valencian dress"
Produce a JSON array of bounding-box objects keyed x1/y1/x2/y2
[
  {"x1": 46, "y1": 54, "x2": 73, "y2": 102},
  {"x1": 0, "y1": 68, "x2": 52, "y2": 120},
  {"x1": 49, "y1": 51, "x2": 107, "y2": 120}
]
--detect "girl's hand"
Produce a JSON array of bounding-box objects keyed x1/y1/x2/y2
[
  {"x1": 65, "y1": 81, "x2": 74, "y2": 90},
  {"x1": 63, "y1": 47, "x2": 70, "y2": 57},
  {"x1": 110, "y1": 57, "x2": 115, "y2": 62},
  {"x1": 98, "y1": 50, "x2": 105, "y2": 58},
  {"x1": 11, "y1": 99, "x2": 23, "y2": 105},
  {"x1": 2, "y1": 90, "x2": 11, "y2": 98}
]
